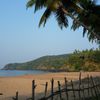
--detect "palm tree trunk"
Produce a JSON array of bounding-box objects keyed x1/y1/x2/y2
[{"x1": 62, "y1": 8, "x2": 100, "y2": 40}]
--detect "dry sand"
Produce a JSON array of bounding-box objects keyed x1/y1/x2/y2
[{"x1": 0, "y1": 72, "x2": 100, "y2": 100}]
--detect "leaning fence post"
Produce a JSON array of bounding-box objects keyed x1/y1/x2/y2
[
  {"x1": 64, "y1": 77, "x2": 69, "y2": 100},
  {"x1": 32, "y1": 80, "x2": 36, "y2": 100},
  {"x1": 58, "y1": 81, "x2": 62, "y2": 100},
  {"x1": 51, "y1": 78, "x2": 54, "y2": 100}
]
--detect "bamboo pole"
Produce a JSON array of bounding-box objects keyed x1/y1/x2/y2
[
  {"x1": 16, "y1": 91, "x2": 18, "y2": 100},
  {"x1": 64, "y1": 77, "x2": 69, "y2": 100},
  {"x1": 71, "y1": 80, "x2": 76, "y2": 100},
  {"x1": 45, "y1": 82, "x2": 48, "y2": 97},
  {"x1": 51, "y1": 78, "x2": 54, "y2": 100},
  {"x1": 79, "y1": 72, "x2": 81, "y2": 100},
  {"x1": 58, "y1": 81, "x2": 62, "y2": 100},
  {"x1": 32, "y1": 80, "x2": 36, "y2": 100},
  {"x1": 87, "y1": 75, "x2": 90, "y2": 97}
]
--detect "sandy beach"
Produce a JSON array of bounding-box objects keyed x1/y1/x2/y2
[{"x1": 0, "y1": 72, "x2": 100, "y2": 100}]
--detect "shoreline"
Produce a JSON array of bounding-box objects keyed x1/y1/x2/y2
[
  {"x1": 1, "y1": 69, "x2": 67, "y2": 72},
  {"x1": 2, "y1": 67, "x2": 100, "y2": 72}
]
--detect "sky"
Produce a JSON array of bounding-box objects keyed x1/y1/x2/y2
[{"x1": 0, "y1": 0, "x2": 99, "y2": 68}]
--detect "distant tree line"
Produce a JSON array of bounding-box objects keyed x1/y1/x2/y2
[{"x1": 3, "y1": 49, "x2": 100, "y2": 71}]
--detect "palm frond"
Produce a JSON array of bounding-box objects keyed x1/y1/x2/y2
[
  {"x1": 55, "y1": 7, "x2": 68, "y2": 29},
  {"x1": 34, "y1": 0, "x2": 47, "y2": 12},
  {"x1": 71, "y1": 20, "x2": 80, "y2": 31},
  {"x1": 39, "y1": 8, "x2": 52, "y2": 27},
  {"x1": 26, "y1": 0, "x2": 35, "y2": 9},
  {"x1": 79, "y1": 0, "x2": 96, "y2": 10},
  {"x1": 83, "y1": 27, "x2": 87, "y2": 37}
]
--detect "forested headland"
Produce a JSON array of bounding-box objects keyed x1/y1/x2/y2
[{"x1": 3, "y1": 49, "x2": 100, "y2": 71}]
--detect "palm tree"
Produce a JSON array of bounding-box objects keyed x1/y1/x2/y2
[{"x1": 26, "y1": 0, "x2": 100, "y2": 43}]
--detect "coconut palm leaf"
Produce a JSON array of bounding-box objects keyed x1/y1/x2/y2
[
  {"x1": 34, "y1": 0, "x2": 47, "y2": 12},
  {"x1": 83, "y1": 28, "x2": 87, "y2": 37},
  {"x1": 55, "y1": 6, "x2": 68, "y2": 29},
  {"x1": 26, "y1": 0, "x2": 35, "y2": 9},
  {"x1": 39, "y1": 8, "x2": 52, "y2": 27}
]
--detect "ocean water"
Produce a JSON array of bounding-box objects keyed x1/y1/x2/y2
[{"x1": 0, "y1": 70, "x2": 48, "y2": 77}]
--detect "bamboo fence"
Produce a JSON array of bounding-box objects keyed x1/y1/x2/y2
[{"x1": 12, "y1": 73, "x2": 100, "y2": 100}]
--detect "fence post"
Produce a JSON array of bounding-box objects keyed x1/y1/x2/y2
[
  {"x1": 87, "y1": 75, "x2": 90, "y2": 97},
  {"x1": 71, "y1": 80, "x2": 76, "y2": 100},
  {"x1": 51, "y1": 78, "x2": 54, "y2": 100},
  {"x1": 32, "y1": 80, "x2": 36, "y2": 100},
  {"x1": 45, "y1": 82, "x2": 48, "y2": 97},
  {"x1": 58, "y1": 81, "x2": 62, "y2": 100},
  {"x1": 12, "y1": 91, "x2": 18, "y2": 100},
  {"x1": 16, "y1": 91, "x2": 18, "y2": 100},
  {"x1": 64, "y1": 77, "x2": 69, "y2": 100},
  {"x1": 79, "y1": 72, "x2": 81, "y2": 100},
  {"x1": 0, "y1": 93, "x2": 3, "y2": 95}
]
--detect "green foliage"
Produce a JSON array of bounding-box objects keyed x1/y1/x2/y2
[{"x1": 3, "y1": 49, "x2": 100, "y2": 71}]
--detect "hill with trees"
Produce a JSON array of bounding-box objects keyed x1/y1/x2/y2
[{"x1": 3, "y1": 49, "x2": 100, "y2": 71}]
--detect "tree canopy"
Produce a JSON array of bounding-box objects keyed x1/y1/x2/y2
[{"x1": 26, "y1": 0, "x2": 100, "y2": 44}]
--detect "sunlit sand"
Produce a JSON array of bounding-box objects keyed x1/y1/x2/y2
[{"x1": 0, "y1": 72, "x2": 100, "y2": 100}]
